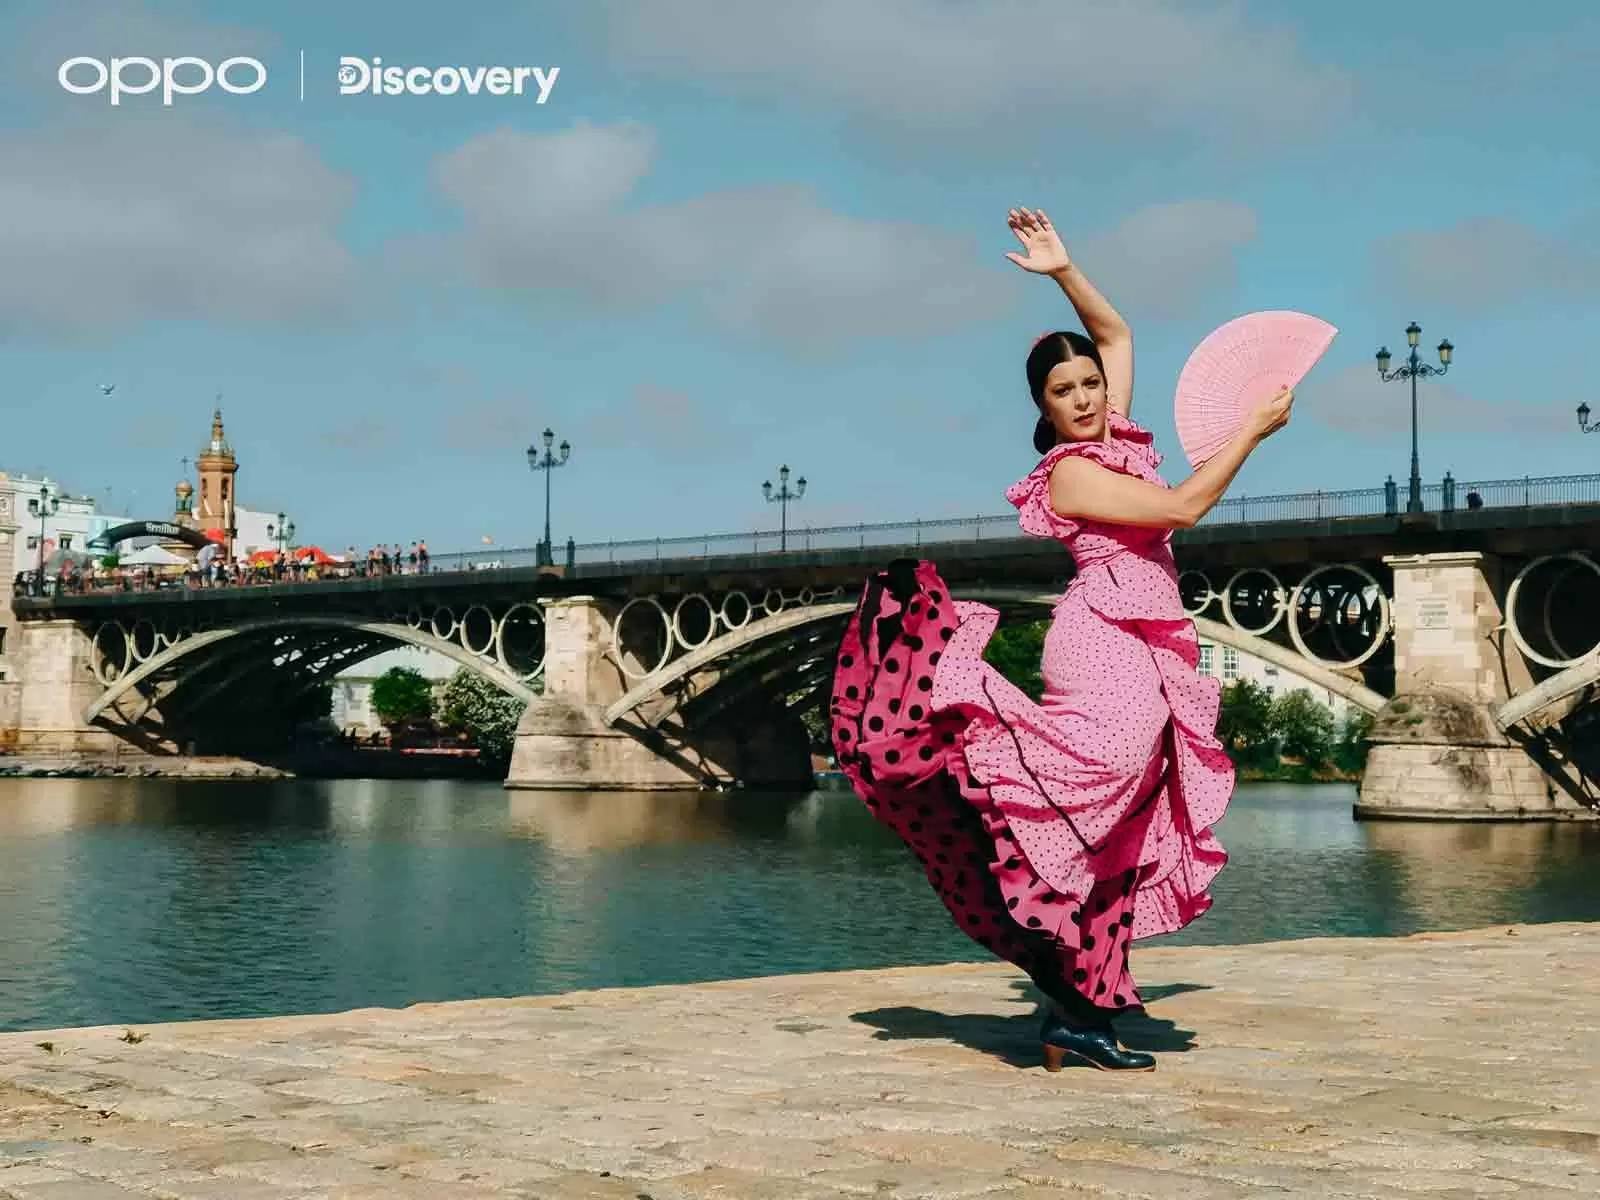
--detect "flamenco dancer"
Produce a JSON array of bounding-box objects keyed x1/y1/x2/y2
[{"x1": 831, "y1": 207, "x2": 1293, "y2": 1072}]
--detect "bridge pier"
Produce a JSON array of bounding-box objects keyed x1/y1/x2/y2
[
  {"x1": 9, "y1": 619, "x2": 124, "y2": 756},
  {"x1": 506, "y1": 596, "x2": 810, "y2": 791},
  {"x1": 1358, "y1": 552, "x2": 1590, "y2": 820}
]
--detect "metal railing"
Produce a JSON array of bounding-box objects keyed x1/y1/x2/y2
[
  {"x1": 425, "y1": 471, "x2": 1600, "y2": 574},
  {"x1": 17, "y1": 471, "x2": 1600, "y2": 599}
]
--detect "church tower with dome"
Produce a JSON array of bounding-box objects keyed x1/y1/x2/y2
[{"x1": 193, "y1": 408, "x2": 238, "y2": 556}]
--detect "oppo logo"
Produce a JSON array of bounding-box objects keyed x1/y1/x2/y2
[{"x1": 58, "y1": 56, "x2": 268, "y2": 106}]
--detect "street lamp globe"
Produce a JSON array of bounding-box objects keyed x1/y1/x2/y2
[
  {"x1": 1438, "y1": 339, "x2": 1453, "y2": 366},
  {"x1": 1376, "y1": 346, "x2": 1392, "y2": 375},
  {"x1": 542, "y1": 427, "x2": 554, "y2": 451},
  {"x1": 559, "y1": 439, "x2": 570, "y2": 463},
  {"x1": 525, "y1": 444, "x2": 537, "y2": 469},
  {"x1": 762, "y1": 479, "x2": 773, "y2": 499},
  {"x1": 1406, "y1": 321, "x2": 1421, "y2": 348},
  {"x1": 1580, "y1": 401, "x2": 1593, "y2": 430},
  {"x1": 796, "y1": 475, "x2": 807, "y2": 497}
]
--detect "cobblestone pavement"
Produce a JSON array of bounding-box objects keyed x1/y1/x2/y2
[{"x1": 2, "y1": 922, "x2": 1596, "y2": 1198}]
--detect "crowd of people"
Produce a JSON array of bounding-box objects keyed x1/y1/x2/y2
[{"x1": 12, "y1": 540, "x2": 433, "y2": 598}]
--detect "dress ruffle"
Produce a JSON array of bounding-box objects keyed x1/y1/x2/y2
[{"x1": 930, "y1": 599, "x2": 1232, "y2": 943}]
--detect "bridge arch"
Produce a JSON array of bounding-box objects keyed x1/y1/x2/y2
[
  {"x1": 84, "y1": 614, "x2": 539, "y2": 725},
  {"x1": 602, "y1": 586, "x2": 1388, "y2": 727}
]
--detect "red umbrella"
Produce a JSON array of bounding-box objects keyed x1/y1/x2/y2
[{"x1": 294, "y1": 545, "x2": 337, "y2": 565}]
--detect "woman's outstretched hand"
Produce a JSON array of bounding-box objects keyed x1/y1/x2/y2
[
  {"x1": 1249, "y1": 387, "x2": 1295, "y2": 442},
  {"x1": 1006, "y1": 207, "x2": 1072, "y2": 275}
]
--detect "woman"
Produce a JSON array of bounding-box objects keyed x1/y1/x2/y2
[{"x1": 831, "y1": 207, "x2": 1292, "y2": 1072}]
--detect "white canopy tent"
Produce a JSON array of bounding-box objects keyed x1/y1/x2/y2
[{"x1": 119, "y1": 544, "x2": 190, "y2": 567}]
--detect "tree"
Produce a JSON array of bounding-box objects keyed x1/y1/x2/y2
[
  {"x1": 1217, "y1": 679, "x2": 1275, "y2": 767},
  {"x1": 437, "y1": 669, "x2": 526, "y2": 763},
  {"x1": 983, "y1": 619, "x2": 1046, "y2": 700},
  {"x1": 1335, "y1": 708, "x2": 1375, "y2": 773},
  {"x1": 370, "y1": 666, "x2": 434, "y2": 727},
  {"x1": 1270, "y1": 689, "x2": 1336, "y2": 766}
]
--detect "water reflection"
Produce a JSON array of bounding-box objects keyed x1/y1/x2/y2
[{"x1": 0, "y1": 777, "x2": 1595, "y2": 1032}]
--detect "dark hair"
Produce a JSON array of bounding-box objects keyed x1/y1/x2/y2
[{"x1": 1027, "y1": 331, "x2": 1104, "y2": 454}]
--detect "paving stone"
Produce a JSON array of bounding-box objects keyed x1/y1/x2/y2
[{"x1": 0, "y1": 922, "x2": 1593, "y2": 1198}]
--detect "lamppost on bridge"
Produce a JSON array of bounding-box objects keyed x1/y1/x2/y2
[
  {"x1": 26, "y1": 485, "x2": 59, "y2": 575},
  {"x1": 1376, "y1": 322, "x2": 1454, "y2": 515},
  {"x1": 1578, "y1": 402, "x2": 1600, "y2": 434},
  {"x1": 527, "y1": 428, "x2": 571, "y2": 568},
  {"x1": 267, "y1": 512, "x2": 295, "y2": 556},
  {"x1": 762, "y1": 465, "x2": 806, "y2": 551}
]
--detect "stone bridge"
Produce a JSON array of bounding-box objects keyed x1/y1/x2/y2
[{"x1": 7, "y1": 498, "x2": 1599, "y2": 819}]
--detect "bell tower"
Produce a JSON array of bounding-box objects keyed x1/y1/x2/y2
[{"x1": 194, "y1": 407, "x2": 238, "y2": 556}]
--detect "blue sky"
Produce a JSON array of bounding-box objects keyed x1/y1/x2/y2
[{"x1": 1, "y1": 0, "x2": 1595, "y2": 553}]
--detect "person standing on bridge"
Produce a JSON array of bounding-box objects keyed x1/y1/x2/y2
[{"x1": 831, "y1": 207, "x2": 1294, "y2": 1073}]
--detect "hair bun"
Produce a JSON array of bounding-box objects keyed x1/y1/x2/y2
[{"x1": 1032, "y1": 414, "x2": 1056, "y2": 455}]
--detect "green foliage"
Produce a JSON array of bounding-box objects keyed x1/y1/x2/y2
[
  {"x1": 437, "y1": 669, "x2": 526, "y2": 763},
  {"x1": 1335, "y1": 708, "x2": 1376, "y2": 773},
  {"x1": 99, "y1": 554, "x2": 119, "y2": 569},
  {"x1": 1269, "y1": 689, "x2": 1337, "y2": 766},
  {"x1": 983, "y1": 619, "x2": 1046, "y2": 701},
  {"x1": 370, "y1": 667, "x2": 434, "y2": 727},
  {"x1": 1217, "y1": 679, "x2": 1275, "y2": 767}
]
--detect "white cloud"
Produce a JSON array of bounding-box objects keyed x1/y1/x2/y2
[
  {"x1": 430, "y1": 122, "x2": 1016, "y2": 349},
  {"x1": 1299, "y1": 362, "x2": 1571, "y2": 440},
  {"x1": 1372, "y1": 216, "x2": 1600, "y2": 314},
  {"x1": 0, "y1": 116, "x2": 357, "y2": 336},
  {"x1": 1075, "y1": 200, "x2": 1258, "y2": 320},
  {"x1": 592, "y1": 0, "x2": 1351, "y2": 149}
]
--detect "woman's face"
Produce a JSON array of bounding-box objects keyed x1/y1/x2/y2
[{"x1": 1040, "y1": 355, "x2": 1107, "y2": 443}]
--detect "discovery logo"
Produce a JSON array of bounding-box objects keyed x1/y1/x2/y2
[{"x1": 337, "y1": 57, "x2": 559, "y2": 101}]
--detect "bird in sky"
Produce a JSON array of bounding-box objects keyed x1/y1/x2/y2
[{"x1": 99, "y1": 383, "x2": 116, "y2": 395}]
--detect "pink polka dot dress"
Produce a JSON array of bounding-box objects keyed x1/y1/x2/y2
[{"x1": 830, "y1": 411, "x2": 1234, "y2": 1015}]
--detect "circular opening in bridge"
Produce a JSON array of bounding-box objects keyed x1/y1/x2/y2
[
  {"x1": 91, "y1": 623, "x2": 131, "y2": 684},
  {"x1": 1222, "y1": 568, "x2": 1286, "y2": 636},
  {"x1": 1178, "y1": 570, "x2": 1215, "y2": 618},
  {"x1": 496, "y1": 603, "x2": 545, "y2": 678},
  {"x1": 430, "y1": 606, "x2": 458, "y2": 641},
  {"x1": 460, "y1": 605, "x2": 496, "y2": 656},
  {"x1": 613, "y1": 596, "x2": 672, "y2": 680},
  {"x1": 720, "y1": 590, "x2": 752, "y2": 630},
  {"x1": 1288, "y1": 563, "x2": 1391, "y2": 669},
  {"x1": 129, "y1": 619, "x2": 160, "y2": 663},
  {"x1": 405, "y1": 607, "x2": 425, "y2": 629},
  {"x1": 798, "y1": 587, "x2": 815, "y2": 607},
  {"x1": 156, "y1": 618, "x2": 187, "y2": 648},
  {"x1": 672, "y1": 594, "x2": 716, "y2": 650},
  {"x1": 1506, "y1": 553, "x2": 1600, "y2": 669},
  {"x1": 762, "y1": 588, "x2": 785, "y2": 616}
]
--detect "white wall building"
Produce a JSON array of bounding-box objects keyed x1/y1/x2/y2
[
  {"x1": 330, "y1": 645, "x2": 459, "y2": 735},
  {"x1": 0, "y1": 472, "x2": 130, "y2": 572}
]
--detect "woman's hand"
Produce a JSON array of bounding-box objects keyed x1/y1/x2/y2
[
  {"x1": 1005, "y1": 207, "x2": 1072, "y2": 276},
  {"x1": 1248, "y1": 387, "x2": 1295, "y2": 442}
]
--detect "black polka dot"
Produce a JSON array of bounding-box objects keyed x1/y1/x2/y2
[
  {"x1": 840, "y1": 654, "x2": 853, "y2": 668},
  {"x1": 888, "y1": 699, "x2": 901, "y2": 713},
  {"x1": 916, "y1": 677, "x2": 933, "y2": 692},
  {"x1": 930, "y1": 591, "x2": 943, "y2": 603},
  {"x1": 918, "y1": 746, "x2": 934, "y2": 761},
  {"x1": 1026, "y1": 916, "x2": 1042, "y2": 928},
  {"x1": 839, "y1": 728, "x2": 852, "y2": 742},
  {"x1": 1113, "y1": 993, "x2": 1125, "y2": 1006},
  {"x1": 927, "y1": 607, "x2": 940, "y2": 621},
  {"x1": 908, "y1": 705, "x2": 924, "y2": 720},
  {"x1": 885, "y1": 659, "x2": 900, "y2": 674},
  {"x1": 929, "y1": 652, "x2": 941, "y2": 665},
  {"x1": 884, "y1": 749, "x2": 899, "y2": 764},
  {"x1": 940, "y1": 628, "x2": 953, "y2": 641},
  {"x1": 1006, "y1": 897, "x2": 1019, "y2": 910},
  {"x1": 1119, "y1": 913, "x2": 1133, "y2": 927},
  {"x1": 867, "y1": 716, "x2": 883, "y2": 732},
  {"x1": 1082, "y1": 935, "x2": 1096, "y2": 951},
  {"x1": 1073, "y1": 968, "x2": 1088, "y2": 983},
  {"x1": 845, "y1": 686, "x2": 858, "y2": 699},
  {"x1": 1095, "y1": 982, "x2": 1107, "y2": 996}
]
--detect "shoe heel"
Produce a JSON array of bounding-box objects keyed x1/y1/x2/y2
[{"x1": 1042, "y1": 1043, "x2": 1067, "y2": 1073}]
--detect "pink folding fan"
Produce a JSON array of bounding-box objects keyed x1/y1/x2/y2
[{"x1": 1174, "y1": 311, "x2": 1337, "y2": 468}]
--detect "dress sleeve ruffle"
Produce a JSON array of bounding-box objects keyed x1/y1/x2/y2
[{"x1": 1006, "y1": 417, "x2": 1161, "y2": 540}]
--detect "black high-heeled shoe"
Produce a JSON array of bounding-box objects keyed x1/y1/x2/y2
[{"x1": 1039, "y1": 1012, "x2": 1155, "y2": 1073}]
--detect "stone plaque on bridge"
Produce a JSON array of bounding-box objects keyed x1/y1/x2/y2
[{"x1": 1415, "y1": 597, "x2": 1452, "y2": 630}]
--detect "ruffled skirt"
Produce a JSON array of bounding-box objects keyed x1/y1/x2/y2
[{"x1": 830, "y1": 560, "x2": 1234, "y2": 1012}]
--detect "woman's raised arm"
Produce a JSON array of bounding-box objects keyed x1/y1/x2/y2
[
  {"x1": 1048, "y1": 388, "x2": 1296, "y2": 530},
  {"x1": 1007, "y1": 207, "x2": 1133, "y2": 417}
]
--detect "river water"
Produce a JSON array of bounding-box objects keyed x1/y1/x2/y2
[{"x1": 1, "y1": 778, "x2": 1597, "y2": 1032}]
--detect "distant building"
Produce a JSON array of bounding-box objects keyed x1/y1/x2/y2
[
  {"x1": 0, "y1": 471, "x2": 131, "y2": 568},
  {"x1": 330, "y1": 646, "x2": 459, "y2": 735},
  {"x1": 1195, "y1": 635, "x2": 1356, "y2": 720}
]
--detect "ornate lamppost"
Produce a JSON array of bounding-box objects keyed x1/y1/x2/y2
[
  {"x1": 1376, "y1": 322, "x2": 1454, "y2": 515},
  {"x1": 762, "y1": 465, "x2": 806, "y2": 551},
  {"x1": 27, "y1": 484, "x2": 59, "y2": 575},
  {"x1": 526, "y1": 428, "x2": 571, "y2": 567},
  {"x1": 267, "y1": 512, "x2": 295, "y2": 555},
  {"x1": 1578, "y1": 402, "x2": 1599, "y2": 434}
]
